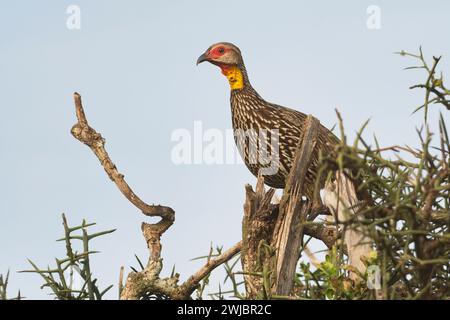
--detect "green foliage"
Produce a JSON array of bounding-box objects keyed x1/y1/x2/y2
[
  {"x1": 20, "y1": 214, "x2": 116, "y2": 300},
  {"x1": 294, "y1": 247, "x2": 376, "y2": 300},
  {"x1": 0, "y1": 271, "x2": 22, "y2": 300},
  {"x1": 306, "y1": 48, "x2": 450, "y2": 300}
]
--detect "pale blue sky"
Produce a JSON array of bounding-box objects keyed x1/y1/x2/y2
[{"x1": 1, "y1": 0, "x2": 449, "y2": 299}]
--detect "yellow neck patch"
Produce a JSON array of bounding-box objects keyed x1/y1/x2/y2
[{"x1": 221, "y1": 66, "x2": 244, "y2": 90}]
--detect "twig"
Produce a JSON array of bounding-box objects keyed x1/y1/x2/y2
[
  {"x1": 303, "y1": 246, "x2": 321, "y2": 268},
  {"x1": 118, "y1": 266, "x2": 124, "y2": 298},
  {"x1": 179, "y1": 241, "x2": 242, "y2": 297}
]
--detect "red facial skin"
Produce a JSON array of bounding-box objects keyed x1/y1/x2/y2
[
  {"x1": 207, "y1": 46, "x2": 231, "y2": 75},
  {"x1": 208, "y1": 46, "x2": 228, "y2": 59}
]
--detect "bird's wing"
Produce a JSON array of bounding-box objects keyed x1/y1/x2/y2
[{"x1": 268, "y1": 102, "x2": 339, "y2": 145}]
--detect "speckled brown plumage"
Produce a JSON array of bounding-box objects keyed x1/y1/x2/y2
[
  {"x1": 198, "y1": 43, "x2": 339, "y2": 195},
  {"x1": 230, "y1": 63, "x2": 338, "y2": 194}
]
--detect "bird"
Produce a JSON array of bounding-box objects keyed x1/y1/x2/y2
[
  {"x1": 197, "y1": 42, "x2": 339, "y2": 198},
  {"x1": 197, "y1": 42, "x2": 373, "y2": 275}
]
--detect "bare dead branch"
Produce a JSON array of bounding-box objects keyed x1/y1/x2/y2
[
  {"x1": 71, "y1": 93, "x2": 243, "y2": 300},
  {"x1": 71, "y1": 92, "x2": 174, "y2": 261},
  {"x1": 71, "y1": 92, "x2": 181, "y2": 299},
  {"x1": 119, "y1": 241, "x2": 242, "y2": 300},
  {"x1": 241, "y1": 174, "x2": 278, "y2": 299},
  {"x1": 178, "y1": 241, "x2": 242, "y2": 298},
  {"x1": 303, "y1": 223, "x2": 341, "y2": 250},
  {"x1": 272, "y1": 115, "x2": 320, "y2": 295},
  {"x1": 239, "y1": 116, "x2": 344, "y2": 298}
]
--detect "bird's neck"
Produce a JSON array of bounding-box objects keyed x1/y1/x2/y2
[
  {"x1": 230, "y1": 75, "x2": 265, "y2": 117},
  {"x1": 219, "y1": 63, "x2": 251, "y2": 91}
]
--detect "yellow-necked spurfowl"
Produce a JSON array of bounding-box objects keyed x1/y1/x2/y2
[{"x1": 197, "y1": 42, "x2": 338, "y2": 196}]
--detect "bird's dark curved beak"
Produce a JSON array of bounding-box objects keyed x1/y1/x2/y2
[{"x1": 196, "y1": 52, "x2": 209, "y2": 65}]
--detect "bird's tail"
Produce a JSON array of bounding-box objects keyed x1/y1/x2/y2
[{"x1": 322, "y1": 170, "x2": 372, "y2": 280}]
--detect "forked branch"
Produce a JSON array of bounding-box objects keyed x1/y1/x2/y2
[
  {"x1": 71, "y1": 92, "x2": 174, "y2": 261},
  {"x1": 71, "y1": 93, "x2": 240, "y2": 299}
]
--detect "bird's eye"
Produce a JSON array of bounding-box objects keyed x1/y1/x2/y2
[{"x1": 218, "y1": 47, "x2": 225, "y2": 54}]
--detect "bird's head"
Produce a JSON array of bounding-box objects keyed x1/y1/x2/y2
[{"x1": 197, "y1": 42, "x2": 246, "y2": 90}]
